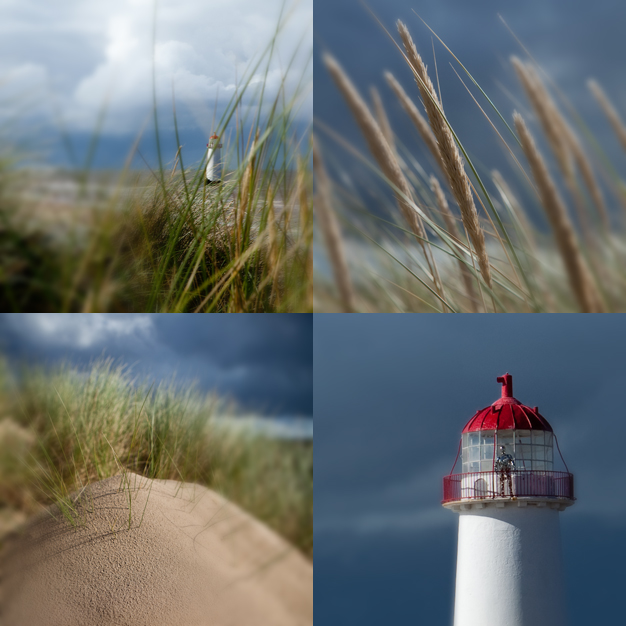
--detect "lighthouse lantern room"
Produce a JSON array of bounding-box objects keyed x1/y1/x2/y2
[{"x1": 443, "y1": 374, "x2": 575, "y2": 626}]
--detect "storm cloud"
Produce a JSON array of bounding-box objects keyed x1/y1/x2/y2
[{"x1": 0, "y1": 313, "x2": 313, "y2": 418}]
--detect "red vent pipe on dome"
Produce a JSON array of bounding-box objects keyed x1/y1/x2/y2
[{"x1": 497, "y1": 373, "x2": 513, "y2": 398}]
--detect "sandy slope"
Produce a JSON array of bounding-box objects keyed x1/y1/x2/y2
[{"x1": 0, "y1": 473, "x2": 312, "y2": 626}]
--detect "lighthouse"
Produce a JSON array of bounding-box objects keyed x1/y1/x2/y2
[
  {"x1": 443, "y1": 373, "x2": 574, "y2": 626},
  {"x1": 206, "y1": 133, "x2": 223, "y2": 184}
]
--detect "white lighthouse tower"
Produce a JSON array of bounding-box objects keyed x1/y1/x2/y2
[
  {"x1": 443, "y1": 373, "x2": 575, "y2": 626},
  {"x1": 205, "y1": 133, "x2": 223, "y2": 184}
]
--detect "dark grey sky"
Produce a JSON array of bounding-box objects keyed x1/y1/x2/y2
[
  {"x1": 315, "y1": 0, "x2": 626, "y2": 219},
  {"x1": 314, "y1": 314, "x2": 625, "y2": 625},
  {"x1": 0, "y1": 314, "x2": 312, "y2": 420}
]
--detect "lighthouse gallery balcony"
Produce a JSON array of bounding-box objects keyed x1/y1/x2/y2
[{"x1": 442, "y1": 469, "x2": 574, "y2": 504}]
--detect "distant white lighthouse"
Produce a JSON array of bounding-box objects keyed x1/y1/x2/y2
[
  {"x1": 206, "y1": 133, "x2": 223, "y2": 184},
  {"x1": 443, "y1": 373, "x2": 575, "y2": 626}
]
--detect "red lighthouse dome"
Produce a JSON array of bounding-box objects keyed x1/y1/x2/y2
[{"x1": 462, "y1": 373, "x2": 553, "y2": 433}]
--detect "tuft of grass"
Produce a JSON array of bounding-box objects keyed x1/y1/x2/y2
[
  {"x1": 0, "y1": 8, "x2": 311, "y2": 313},
  {"x1": 315, "y1": 18, "x2": 626, "y2": 312},
  {"x1": 0, "y1": 357, "x2": 312, "y2": 556}
]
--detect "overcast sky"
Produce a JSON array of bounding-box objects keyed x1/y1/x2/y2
[
  {"x1": 0, "y1": 0, "x2": 312, "y2": 167},
  {"x1": 315, "y1": 314, "x2": 625, "y2": 625},
  {"x1": 0, "y1": 314, "x2": 312, "y2": 426},
  {"x1": 315, "y1": 0, "x2": 626, "y2": 221}
]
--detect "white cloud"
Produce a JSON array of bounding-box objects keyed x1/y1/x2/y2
[
  {"x1": 0, "y1": 0, "x2": 312, "y2": 136},
  {"x1": 9, "y1": 314, "x2": 154, "y2": 348}
]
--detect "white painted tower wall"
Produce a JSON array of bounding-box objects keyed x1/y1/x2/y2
[
  {"x1": 206, "y1": 139, "x2": 222, "y2": 181},
  {"x1": 453, "y1": 503, "x2": 567, "y2": 626}
]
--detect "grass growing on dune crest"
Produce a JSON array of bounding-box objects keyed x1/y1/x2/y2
[
  {"x1": 0, "y1": 358, "x2": 312, "y2": 556},
  {"x1": 0, "y1": 7, "x2": 312, "y2": 313},
  {"x1": 315, "y1": 17, "x2": 626, "y2": 313}
]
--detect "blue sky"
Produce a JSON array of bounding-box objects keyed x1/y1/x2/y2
[
  {"x1": 0, "y1": 314, "x2": 313, "y2": 429},
  {"x1": 314, "y1": 314, "x2": 625, "y2": 625},
  {"x1": 0, "y1": 0, "x2": 312, "y2": 168},
  {"x1": 314, "y1": 0, "x2": 626, "y2": 220}
]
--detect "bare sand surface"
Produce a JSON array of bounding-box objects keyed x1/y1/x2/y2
[{"x1": 0, "y1": 473, "x2": 312, "y2": 626}]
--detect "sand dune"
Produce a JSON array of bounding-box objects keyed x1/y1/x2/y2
[{"x1": 0, "y1": 473, "x2": 312, "y2": 626}]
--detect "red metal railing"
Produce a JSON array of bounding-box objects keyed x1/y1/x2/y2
[{"x1": 442, "y1": 470, "x2": 574, "y2": 504}]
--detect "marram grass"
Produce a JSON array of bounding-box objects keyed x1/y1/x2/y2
[
  {"x1": 315, "y1": 18, "x2": 626, "y2": 313},
  {"x1": 0, "y1": 358, "x2": 312, "y2": 557}
]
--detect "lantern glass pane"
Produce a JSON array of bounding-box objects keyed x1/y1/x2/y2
[
  {"x1": 469, "y1": 432, "x2": 480, "y2": 446},
  {"x1": 516, "y1": 457, "x2": 529, "y2": 470},
  {"x1": 516, "y1": 430, "x2": 531, "y2": 445},
  {"x1": 481, "y1": 431, "x2": 495, "y2": 446},
  {"x1": 497, "y1": 431, "x2": 513, "y2": 448},
  {"x1": 518, "y1": 444, "x2": 532, "y2": 461},
  {"x1": 532, "y1": 431, "x2": 545, "y2": 445}
]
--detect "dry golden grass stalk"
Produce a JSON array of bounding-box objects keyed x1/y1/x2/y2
[
  {"x1": 514, "y1": 112, "x2": 603, "y2": 312},
  {"x1": 237, "y1": 135, "x2": 257, "y2": 257},
  {"x1": 313, "y1": 139, "x2": 357, "y2": 312},
  {"x1": 512, "y1": 58, "x2": 573, "y2": 177},
  {"x1": 384, "y1": 71, "x2": 445, "y2": 176},
  {"x1": 588, "y1": 79, "x2": 626, "y2": 154},
  {"x1": 525, "y1": 65, "x2": 609, "y2": 231},
  {"x1": 512, "y1": 58, "x2": 591, "y2": 235},
  {"x1": 237, "y1": 175, "x2": 249, "y2": 256},
  {"x1": 514, "y1": 58, "x2": 592, "y2": 233},
  {"x1": 563, "y1": 123, "x2": 610, "y2": 230},
  {"x1": 322, "y1": 53, "x2": 447, "y2": 303},
  {"x1": 322, "y1": 53, "x2": 425, "y2": 240},
  {"x1": 397, "y1": 20, "x2": 492, "y2": 289},
  {"x1": 296, "y1": 157, "x2": 313, "y2": 307},
  {"x1": 370, "y1": 86, "x2": 395, "y2": 153},
  {"x1": 267, "y1": 187, "x2": 280, "y2": 270},
  {"x1": 233, "y1": 132, "x2": 259, "y2": 310},
  {"x1": 513, "y1": 59, "x2": 609, "y2": 232},
  {"x1": 430, "y1": 175, "x2": 478, "y2": 311},
  {"x1": 297, "y1": 157, "x2": 311, "y2": 235}
]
